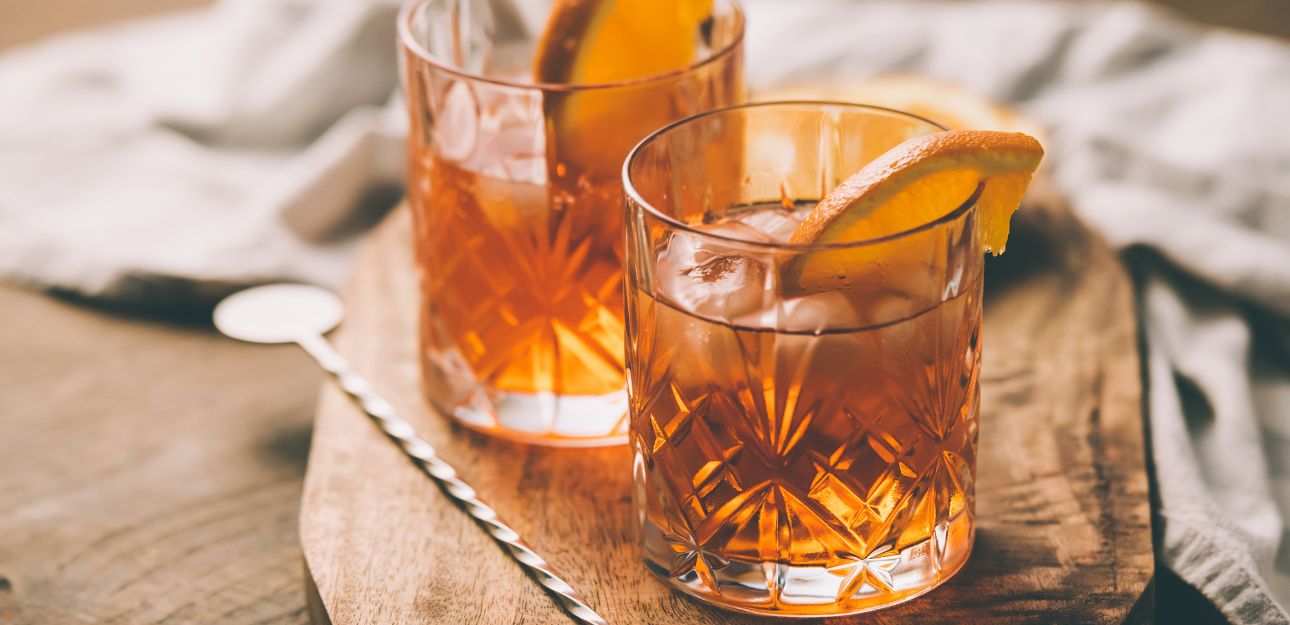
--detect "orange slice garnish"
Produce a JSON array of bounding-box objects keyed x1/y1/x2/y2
[
  {"x1": 533, "y1": 0, "x2": 714, "y2": 181},
  {"x1": 534, "y1": 0, "x2": 712, "y2": 84},
  {"x1": 785, "y1": 130, "x2": 1043, "y2": 293}
]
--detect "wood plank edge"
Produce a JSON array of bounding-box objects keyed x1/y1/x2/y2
[{"x1": 304, "y1": 556, "x2": 334, "y2": 625}]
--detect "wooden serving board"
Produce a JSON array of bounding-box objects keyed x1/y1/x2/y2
[{"x1": 299, "y1": 180, "x2": 1154, "y2": 624}]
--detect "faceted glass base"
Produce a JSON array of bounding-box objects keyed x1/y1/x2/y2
[
  {"x1": 438, "y1": 387, "x2": 628, "y2": 447},
  {"x1": 420, "y1": 320, "x2": 629, "y2": 447},
  {"x1": 641, "y1": 512, "x2": 973, "y2": 617}
]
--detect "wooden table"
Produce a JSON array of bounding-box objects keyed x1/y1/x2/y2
[
  {"x1": 0, "y1": 287, "x2": 316, "y2": 624},
  {"x1": 4, "y1": 1, "x2": 1289, "y2": 624}
]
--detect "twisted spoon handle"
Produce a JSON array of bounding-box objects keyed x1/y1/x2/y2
[{"x1": 296, "y1": 334, "x2": 610, "y2": 625}]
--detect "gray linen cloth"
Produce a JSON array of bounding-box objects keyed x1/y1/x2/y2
[
  {"x1": 2, "y1": 0, "x2": 1287, "y2": 621},
  {"x1": 0, "y1": 0, "x2": 406, "y2": 303}
]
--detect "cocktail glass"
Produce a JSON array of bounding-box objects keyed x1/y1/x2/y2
[
  {"x1": 623, "y1": 101, "x2": 981, "y2": 615},
  {"x1": 399, "y1": 0, "x2": 744, "y2": 446}
]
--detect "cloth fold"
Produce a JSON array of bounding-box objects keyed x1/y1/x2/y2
[
  {"x1": 0, "y1": 0, "x2": 405, "y2": 303},
  {"x1": 2, "y1": 1, "x2": 1288, "y2": 622}
]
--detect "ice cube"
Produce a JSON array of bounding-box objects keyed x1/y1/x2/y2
[
  {"x1": 731, "y1": 291, "x2": 872, "y2": 397},
  {"x1": 862, "y1": 291, "x2": 921, "y2": 328},
  {"x1": 474, "y1": 173, "x2": 548, "y2": 231},
  {"x1": 735, "y1": 290, "x2": 862, "y2": 333},
  {"x1": 736, "y1": 207, "x2": 803, "y2": 243},
  {"x1": 657, "y1": 222, "x2": 772, "y2": 322},
  {"x1": 499, "y1": 153, "x2": 546, "y2": 184},
  {"x1": 435, "y1": 82, "x2": 479, "y2": 161}
]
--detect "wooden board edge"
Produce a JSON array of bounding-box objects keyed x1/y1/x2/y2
[{"x1": 304, "y1": 556, "x2": 334, "y2": 625}]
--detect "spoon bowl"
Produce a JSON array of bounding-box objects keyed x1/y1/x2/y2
[{"x1": 213, "y1": 283, "x2": 344, "y2": 344}]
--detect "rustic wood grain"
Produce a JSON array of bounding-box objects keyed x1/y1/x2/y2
[
  {"x1": 0, "y1": 287, "x2": 318, "y2": 625},
  {"x1": 299, "y1": 182, "x2": 1154, "y2": 624}
]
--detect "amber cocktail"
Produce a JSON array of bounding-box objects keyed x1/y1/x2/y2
[
  {"x1": 399, "y1": 0, "x2": 744, "y2": 445},
  {"x1": 624, "y1": 102, "x2": 992, "y2": 615}
]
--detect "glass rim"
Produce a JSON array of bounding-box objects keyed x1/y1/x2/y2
[
  {"x1": 622, "y1": 100, "x2": 983, "y2": 252},
  {"x1": 397, "y1": 0, "x2": 746, "y2": 93}
]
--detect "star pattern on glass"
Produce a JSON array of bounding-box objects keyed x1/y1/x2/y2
[
  {"x1": 664, "y1": 526, "x2": 730, "y2": 592},
  {"x1": 632, "y1": 276, "x2": 981, "y2": 605},
  {"x1": 827, "y1": 544, "x2": 903, "y2": 601}
]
